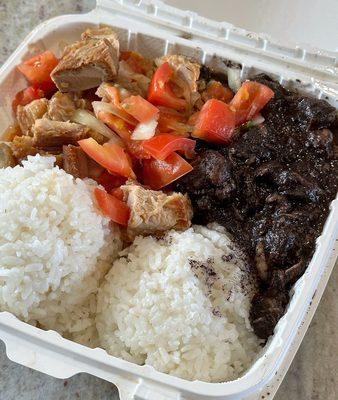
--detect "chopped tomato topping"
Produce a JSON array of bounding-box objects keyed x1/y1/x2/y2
[
  {"x1": 121, "y1": 95, "x2": 159, "y2": 123},
  {"x1": 193, "y1": 99, "x2": 235, "y2": 144},
  {"x1": 110, "y1": 187, "x2": 124, "y2": 200},
  {"x1": 157, "y1": 107, "x2": 191, "y2": 136},
  {"x1": 187, "y1": 111, "x2": 200, "y2": 126},
  {"x1": 17, "y1": 51, "x2": 58, "y2": 92},
  {"x1": 12, "y1": 86, "x2": 44, "y2": 112},
  {"x1": 78, "y1": 138, "x2": 136, "y2": 179},
  {"x1": 97, "y1": 111, "x2": 132, "y2": 142},
  {"x1": 126, "y1": 140, "x2": 151, "y2": 160},
  {"x1": 120, "y1": 51, "x2": 152, "y2": 75},
  {"x1": 143, "y1": 152, "x2": 193, "y2": 190},
  {"x1": 205, "y1": 81, "x2": 234, "y2": 103},
  {"x1": 106, "y1": 86, "x2": 121, "y2": 106},
  {"x1": 230, "y1": 81, "x2": 274, "y2": 125},
  {"x1": 148, "y1": 62, "x2": 187, "y2": 111},
  {"x1": 94, "y1": 188, "x2": 130, "y2": 226},
  {"x1": 143, "y1": 134, "x2": 196, "y2": 160},
  {"x1": 95, "y1": 170, "x2": 127, "y2": 192}
]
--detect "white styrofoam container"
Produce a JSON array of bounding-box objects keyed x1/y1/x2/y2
[{"x1": 0, "y1": 1, "x2": 337, "y2": 399}]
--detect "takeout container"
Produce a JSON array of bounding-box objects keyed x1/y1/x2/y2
[{"x1": 0, "y1": 1, "x2": 337, "y2": 399}]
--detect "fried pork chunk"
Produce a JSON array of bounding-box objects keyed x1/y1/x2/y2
[
  {"x1": 47, "y1": 92, "x2": 77, "y2": 121},
  {"x1": 32, "y1": 119, "x2": 89, "y2": 148},
  {"x1": 62, "y1": 145, "x2": 89, "y2": 178},
  {"x1": 51, "y1": 27, "x2": 119, "y2": 92},
  {"x1": 16, "y1": 98, "x2": 48, "y2": 135},
  {"x1": 121, "y1": 182, "x2": 193, "y2": 240},
  {"x1": 0, "y1": 143, "x2": 16, "y2": 168}
]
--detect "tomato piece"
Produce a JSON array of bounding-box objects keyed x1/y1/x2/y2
[
  {"x1": 94, "y1": 188, "x2": 130, "y2": 226},
  {"x1": 12, "y1": 86, "x2": 44, "y2": 112},
  {"x1": 187, "y1": 111, "x2": 200, "y2": 126},
  {"x1": 143, "y1": 152, "x2": 193, "y2": 190},
  {"x1": 111, "y1": 187, "x2": 124, "y2": 200},
  {"x1": 157, "y1": 107, "x2": 191, "y2": 136},
  {"x1": 17, "y1": 51, "x2": 58, "y2": 90},
  {"x1": 205, "y1": 81, "x2": 234, "y2": 103},
  {"x1": 121, "y1": 95, "x2": 159, "y2": 123},
  {"x1": 193, "y1": 99, "x2": 235, "y2": 144},
  {"x1": 95, "y1": 170, "x2": 127, "y2": 192},
  {"x1": 120, "y1": 51, "x2": 152, "y2": 75},
  {"x1": 78, "y1": 138, "x2": 136, "y2": 179},
  {"x1": 126, "y1": 140, "x2": 151, "y2": 160},
  {"x1": 143, "y1": 134, "x2": 196, "y2": 160},
  {"x1": 230, "y1": 81, "x2": 274, "y2": 125},
  {"x1": 148, "y1": 62, "x2": 187, "y2": 111},
  {"x1": 97, "y1": 111, "x2": 132, "y2": 142}
]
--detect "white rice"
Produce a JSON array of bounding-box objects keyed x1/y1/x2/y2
[
  {"x1": 0, "y1": 155, "x2": 122, "y2": 346},
  {"x1": 96, "y1": 224, "x2": 261, "y2": 382}
]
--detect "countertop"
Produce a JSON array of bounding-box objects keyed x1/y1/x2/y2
[{"x1": 0, "y1": 1, "x2": 337, "y2": 399}]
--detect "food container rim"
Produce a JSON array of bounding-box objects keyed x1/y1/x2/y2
[{"x1": 0, "y1": 2, "x2": 337, "y2": 399}]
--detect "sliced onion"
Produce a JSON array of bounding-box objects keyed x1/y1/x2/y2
[
  {"x1": 252, "y1": 113, "x2": 265, "y2": 126},
  {"x1": 131, "y1": 118, "x2": 158, "y2": 140},
  {"x1": 92, "y1": 101, "x2": 137, "y2": 126},
  {"x1": 227, "y1": 67, "x2": 242, "y2": 92},
  {"x1": 71, "y1": 109, "x2": 123, "y2": 145}
]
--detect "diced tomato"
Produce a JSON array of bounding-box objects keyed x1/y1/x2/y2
[
  {"x1": 187, "y1": 111, "x2": 200, "y2": 126},
  {"x1": 111, "y1": 187, "x2": 124, "y2": 200},
  {"x1": 148, "y1": 62, "x2": 187, "y2": 111},
  {"x1": 94, "y1": 188, "x2": 130, "y2": 226},
  {"x1": 12, "y1": 86, "x2": 44, "y2": 112},
  {"x1": 106, "y1": 86, "x2": 121, "y2": 106},
  {"x1": 120, "y1": 51, "x2": 152, "y2": 75},
  {"x1": 121, "y1": 95, "x2": 159, "y2": 123},
  {"x1": 193, "y1": 99, "x2": 235, "y2": 144},
  {"x1": 230, "y1": 81, "x2": 274, "y2": 126},
  {"x1": 143, "y1": 152, "x2": 193, "y2": 190},
  {"x1": 126, "y1": 140, "x2": 151, "y2": 160},
  {"x1": 95, "y1": 170, "x2": 127, "y2": 192},
  {"x1": 157, "y1": 107, "x2": 191, "y2": 136},
  {"x1": 78, "y1": 138, "x2": 136, "y2": 179},
  {"x1": 97, "y1": 111, "x2": 132, "y2": 142},
  {"x1": 17, "y1": 51, "x2": 58, "y2": 91},
  {"x1": 205, "y1": 81, "x2": 234, "y2": 103},
  {"x1": 143, "y1": 134, "x2": 196, "y2": 160}
]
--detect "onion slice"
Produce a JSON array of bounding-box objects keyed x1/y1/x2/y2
[
  {"x1": 131, "y1": 118, "x2": 158, "y2": 141},
  {"x1": 71, "y1": 109, "x2": 123, "y2": 145},
  {"x1": 92, "y1": 101, "x2": 137, "y2": 126},
  {"x1": 227, "y1": 67, "x2": 242, "y2": 92}
]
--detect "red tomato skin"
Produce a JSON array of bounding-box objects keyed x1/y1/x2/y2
[
  {"x1": 121, "y1": 95, "x2": 159, "y2": 123},
  {"x1": 78, "y1": 138, "x2": 136, "y2": 179},
  {"x1": 143, "y1": 152, "x2": 193, "y2": 190},
  {"x1": 12, "y1": 86, "x2": 44, "y2": 112},
  {"x1": 143, "y1": 134, "x2": 196, "y2": 160},
  {"x1": 94, "y1": 188, "x2": 130, "y2": 226},
  {"x1": 17, "y1": 51, "x2": 58, "y2": 88},
  {"x1": 206, "y1": 81, "x2": 234, "y2": 103},
  {"x1": 193, "y1": 99, "x2": 235, "y2": 144},
  {"x1": 148, "y1": 62, "x2": 187, "y2": 111},
  {"x1": 95, "y1": 170, "x2": 127, "y2": 192},
  {"x1": 230, "y1": 81, "x2": 274, "y2": 125}
]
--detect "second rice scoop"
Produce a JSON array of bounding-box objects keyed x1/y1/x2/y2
[{"x1": 96, "y1": 224, "x2": 261, "y2": 382}]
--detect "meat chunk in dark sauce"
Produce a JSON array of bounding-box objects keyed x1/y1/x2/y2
[{"x1": 174, "y1": 74, "x2": 338, "y2": 339}]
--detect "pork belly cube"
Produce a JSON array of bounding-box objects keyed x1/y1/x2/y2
[
  {"x1": 51, "y1": 28, "x2": 119, "y2": 92},
  {"x1": 32, "y1": 119, "x2": 89, "y2": 148},
  {"x1": 16, "y1": 98, "x2": 48, "y2": 135},
  {"x1": 47, "y1": 92, "x2": 77, "y2": 121},
  {"x1": 121, "y1": 182, "x2": 193, "y2": 240},
  {"x1": 0, "y1": 143, "x2": 16, "y2": 168},
  {"x1": 62, "y1": 145, "x2": 89, "y2": 179},
  {"x1": 10, "y1": 136, "x2": 38, "y2": 160}
]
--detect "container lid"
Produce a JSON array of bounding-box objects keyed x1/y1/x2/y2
[{"x1": 97, "y1": 0, "x2": 338, "y2": 84}]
